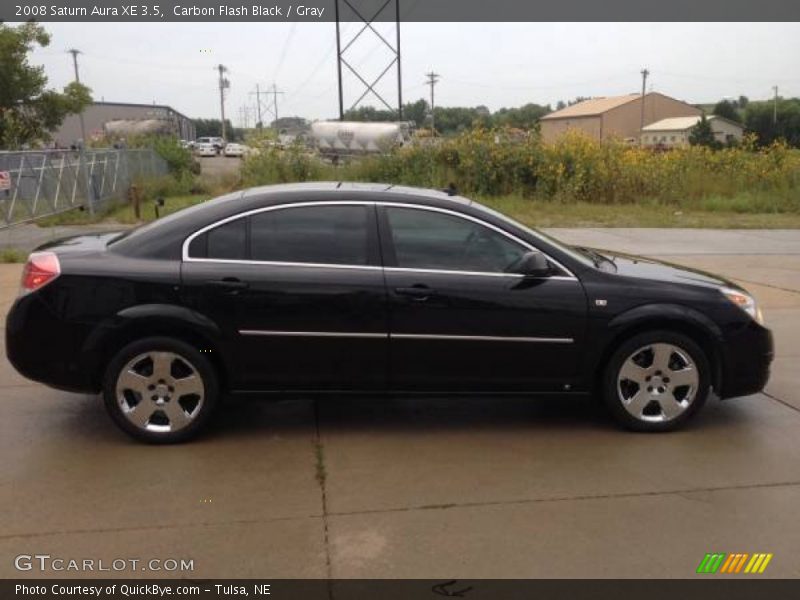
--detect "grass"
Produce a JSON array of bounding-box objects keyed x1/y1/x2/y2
[
  {"x1": 26, "y1": 190, "x2": 800, "y2": 231},
  {"x1": 0, "y1": 248, "x2": 26, "y2": 263},
  {"x1": 481, "y1": 195, "x2": 800, "y2": 229},
  {"x1": 36, "y1": 194, "x2": 211, "y2": 227}
]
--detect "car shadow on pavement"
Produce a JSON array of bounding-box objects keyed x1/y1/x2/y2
[{"x1": 32, "y1": 388, "x2": 758, "y2": 444}]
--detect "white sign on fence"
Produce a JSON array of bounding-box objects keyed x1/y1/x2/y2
[{"x1": 0, "y1": 171, "x2": 10, "y2": 191}]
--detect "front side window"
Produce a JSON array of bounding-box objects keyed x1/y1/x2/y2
[
  {"x1": 386, "y1": 207, "x2": 526, "y2": 273},
  {"x1": 249, "y1": 204, "x2": 369, "y2": 265}
]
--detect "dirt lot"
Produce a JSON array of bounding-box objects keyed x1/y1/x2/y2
[
  {"x1": 198, "y1": 154, "x2": 243, "y2": 180},
  {"x1": 1, "y1": 229, "x2": 799, "y2": 579}
]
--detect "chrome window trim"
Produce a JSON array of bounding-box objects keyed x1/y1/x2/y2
[
  {"x1": 181, "y1": 200, "x2": 373, "y2": 264},
  {"x1": 181, "y1": 257, "x2": 383, "y2": 271},
  {"x1": 181, "y1": 199, "x2": 577, "y2": 280},
  {"x1": 238, "y1": 330, "x2": 573, "y2": 343}
]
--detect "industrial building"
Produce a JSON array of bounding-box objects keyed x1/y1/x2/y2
[
  {"x1": 539, "y1": 92, "x2": 702, "y2": 143},
  {"x1": 641, "y1": 115, "x2": 745, "y2": 148},
  {"x1": 53, "y1": 101, "x2": 195, "y2": 146}
]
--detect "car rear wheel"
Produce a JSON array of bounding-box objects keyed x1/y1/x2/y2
[
  {"x1": 103, "y1": 337, "x2": 218, "y2": 443},
  {"x1": 603, "y1": 330, "x2": 710, "y2": 432}
]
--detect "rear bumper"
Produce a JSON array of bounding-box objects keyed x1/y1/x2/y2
[
  {"x1": 5, "y1": 293, "x2": 100, "y2": 394},
  {"x1": 718, "y1": 322, "x2": 773, "y2": 399}
]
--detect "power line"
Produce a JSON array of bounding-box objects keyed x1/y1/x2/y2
[{"x1": 273, "y1": 23, "x2": 297, "y2": 82}]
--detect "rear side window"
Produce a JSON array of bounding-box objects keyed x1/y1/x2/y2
[
  {"x1": 204, "y1": 218, "x2": 247, "y2": 259},
  {"x1": 249, "y1": 205, "x2": 369, "y2": 265}
]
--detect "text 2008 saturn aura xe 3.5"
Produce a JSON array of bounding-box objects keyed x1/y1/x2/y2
[{"x1": 6, "y1": 183, "x2": 773, "y2": 442}]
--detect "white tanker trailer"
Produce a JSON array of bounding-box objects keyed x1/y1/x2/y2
[{"x1": 310, "y1": 121, "x2": 413, "y2": 157}]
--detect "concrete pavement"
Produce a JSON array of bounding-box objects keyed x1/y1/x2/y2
[{"x1": 1, "y1": 229, "x2": 798, "y2": 579}]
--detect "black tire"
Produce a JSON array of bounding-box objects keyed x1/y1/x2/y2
[
  {"x1": 103, "y1": 337, "x2": 219, "y2": 443},
  {"x1": 602, "y1": 330, "x2": 711, "y2": 432}
]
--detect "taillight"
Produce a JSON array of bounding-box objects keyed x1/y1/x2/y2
[{"x1": 20, "y1": 252, "x2": 61, "y2": 295}]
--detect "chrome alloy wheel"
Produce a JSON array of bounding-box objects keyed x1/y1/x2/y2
[
  {"x1": 115, "y1": 351, "x2": 205, "y2": 433},
  {"x1": 616, "y1": 343, "x2": 699, "y2": 423}
]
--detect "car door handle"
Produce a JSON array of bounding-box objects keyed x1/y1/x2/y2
[
  {"x1": 206, "y1": 278, "x2": 249, "y2": 291},
  {"x1": 395, "y1": 286, "x2": 435, "y2": 301}
]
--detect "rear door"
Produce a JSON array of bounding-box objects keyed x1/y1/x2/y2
[
  {"x1": 379, "y1": 204, "x2": 587, "y2": 392},
  {"x1": 180, "y1": 201, "x2": 388, "y2": 391}
]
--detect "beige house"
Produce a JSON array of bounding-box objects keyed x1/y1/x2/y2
[
  {"x1": 641, "y1": 115, "x2": 745, "y2": 148},
  {"x1": 539, "y1": 92, "x2": 702, "y2": 143}
]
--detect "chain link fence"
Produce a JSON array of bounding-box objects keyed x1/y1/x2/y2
[{"x1": 0, "y1": 148, "x2": 168, "y2": 229}]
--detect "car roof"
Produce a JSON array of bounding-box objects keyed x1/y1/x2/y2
[
  {"x1": 112, "y1": 183, "x2": 477, "y2": 259},
  {"x1": 242, "y1": 181, "x2": 473, "y2": 207}
]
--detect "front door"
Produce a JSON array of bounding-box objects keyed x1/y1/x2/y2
[
  {"x1": 379, "y1": 205, "x2": 587, "y2": 392},
  {"x1": 181, "y1": 202, "x2": 388, "y2": 391}
]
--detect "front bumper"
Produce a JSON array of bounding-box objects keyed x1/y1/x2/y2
[{"x1": 718, "y1": 322, "x2": 774, "y2": 399}]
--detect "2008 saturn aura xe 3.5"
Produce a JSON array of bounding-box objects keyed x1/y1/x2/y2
[{"x1": 6, "y1": 183, "x2": 773, "y2": 443}]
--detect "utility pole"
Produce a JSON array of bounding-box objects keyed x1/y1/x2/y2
[
  {"x1": 269, "y1": 83, "x2": 284, "y2": 128},
  {"x1": 773, "y1": 85, "x2": 779, "y2": 125},
  {"x1": 67, "y1": 48, "x2": 94, "y2": 215},
  {"x1": 639, "y1": 68, "x2": 650, "y2": 142},
  {"x1": 67, "y1": 49, "x2": 87, "y2": 146},
  {"x1": 216, "y1": 64, "x2": 230, "y2": 140},
  {"x1": 425, "y1": 71, "x2": 440, "y2": 135}
]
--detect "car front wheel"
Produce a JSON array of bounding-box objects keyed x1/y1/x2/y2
[
  {"x1": 603, "y1": 331, "x2": 711, "y2": 432},
  {"x1": 103, "y1": 337, "x2": 218, "y2": 443}
]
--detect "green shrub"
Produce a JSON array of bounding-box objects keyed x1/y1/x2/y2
[{"x1": 238, "y1": 129, "x2": 800, "y2": 212}]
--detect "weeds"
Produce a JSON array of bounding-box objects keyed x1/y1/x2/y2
[{"x1": 241, "y1": 129, "x2": 800, "y2": 213}]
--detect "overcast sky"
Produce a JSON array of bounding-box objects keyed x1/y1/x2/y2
[{"x1": 23, "y1": 22, "x2": 800, "y2": 123}]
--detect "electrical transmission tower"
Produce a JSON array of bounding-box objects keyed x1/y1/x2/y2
[
  {"x1": 334, "y1": 0, "x2": 403, "y2": 120},
  {"x1": 251, "y1": 83, "x2": 284, "y2": 128},
  {"x1": 250, "y1": 84, "x2": 265, "y2": 128}
]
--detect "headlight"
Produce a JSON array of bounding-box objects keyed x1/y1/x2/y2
[{"x1": 721, "y1": 287, "x2": 764, "y2": 325}]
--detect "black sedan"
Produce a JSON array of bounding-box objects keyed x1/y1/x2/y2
[{"x1": 6, "y1": 183, "x2": 773, "y2": 442}]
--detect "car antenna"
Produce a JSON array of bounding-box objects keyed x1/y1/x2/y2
[{"x1": 443, "y1": 183, "x2": 458, "y2": 196}]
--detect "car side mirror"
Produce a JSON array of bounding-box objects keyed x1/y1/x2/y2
[{"x1": 514, "y1": 251, "x2": 552, "y2": 277}]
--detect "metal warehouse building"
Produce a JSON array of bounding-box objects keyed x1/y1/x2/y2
[
  {"x1": 539, "y1": 92, "x2": 702, "y2": 143},
  {"x1": 53, "y1": 101, "x2": 195, "y2": 146}
]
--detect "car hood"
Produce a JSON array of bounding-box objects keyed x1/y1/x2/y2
[{"x1": 595, "y1": 249, "x2": 738, "y2": 290}]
